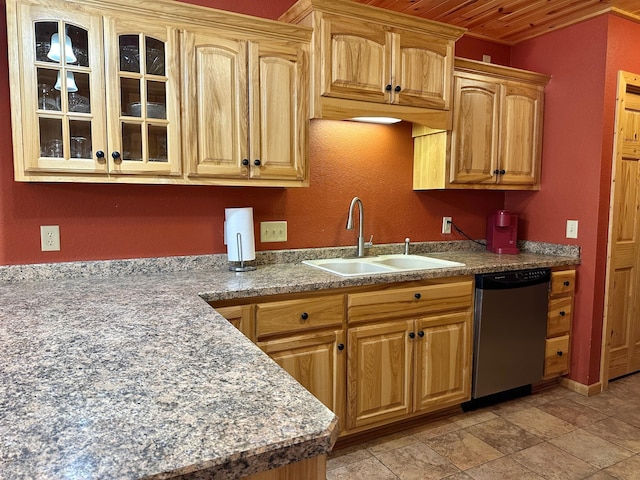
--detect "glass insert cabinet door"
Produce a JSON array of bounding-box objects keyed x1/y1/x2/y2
[
  {"x1": 103, "y1": 18, "x2": 181, "y2": 175},
  {"x1": 16, "y1": 3, "x2": 180, "y2": 177},
  {"x1": 19, "y1": 5, "x2": 107, "y2": 173}
]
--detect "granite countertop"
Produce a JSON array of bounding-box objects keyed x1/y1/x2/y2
[{"x1": 0, "y1": 242, "x2": 580, "y2": 479}]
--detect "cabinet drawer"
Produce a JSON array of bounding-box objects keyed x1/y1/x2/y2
[
  {"x1": 348, "y1": 280, "x2": 473, "y2": 324},
  {"x1": 547, "y1": 296, "x2": 572, "y2": 337},
  {"x1": 544, "y1": 335, "x2": 570, "y2": 378},
  {"x1": 550, "y1": 270, "x2": 576, "y2": 295},
  {"x1": 256, "y1": 295, "x2": 344, "y2": 338}
]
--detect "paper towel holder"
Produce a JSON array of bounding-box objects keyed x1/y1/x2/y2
[{"x1": 229, "y1": 232, "x2": 257, "y2": 272}]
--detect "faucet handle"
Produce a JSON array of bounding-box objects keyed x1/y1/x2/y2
[{"x1": 365, "y1": 235, "x2": 374, "y2": 248}]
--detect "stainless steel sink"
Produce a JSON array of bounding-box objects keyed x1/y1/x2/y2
[{"x1": 302, "y1": 254, "x2": 465, "y2": 277}]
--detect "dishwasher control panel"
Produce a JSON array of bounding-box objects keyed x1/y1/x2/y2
[{"x1": 475, "y1": 268, "x2": 551, "y2": 290}]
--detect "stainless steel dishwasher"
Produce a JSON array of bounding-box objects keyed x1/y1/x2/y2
[{"x1": 471, "y1": 268, "x2": 551, "y2": 400}]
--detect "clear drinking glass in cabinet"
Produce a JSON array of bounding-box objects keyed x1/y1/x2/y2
[
  {"x1": 146, "y1": 80, "x2": 166, "y2": 119},
  {"x1": 119, "y1": 35, "x2": 140, "y2": 73},
  {"x1": 37, "y1": 68, "x2": 60, "y2": 111},
  {"x1": 148, "y1": 125, "x2": 168, "y2": 162},
  {"x1": 122, "y1": 123, "x2": 142, "y2": 161},
  {"x1": 146, "y1": 37, "x2": 165, "y2": 76},
  {"x1": 69, "y1": 121, "x2": 92, "y2": 158},
  {"x1": 39, "y1": 118, "x2": 63, "y2": 157}
]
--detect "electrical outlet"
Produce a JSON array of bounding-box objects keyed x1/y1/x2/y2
[
  {"x1": 566, "y1": 220, "x2": 579, "y2": 239},
  {"x1": 40, "y1": 225, "x2": 60, "y2": 251},
  {"x1": 260, "y1": 221, "x2": 287, "y2": 242},
  {"x1": 442, "y1": 217, "x2": 452, "y2": 234}
]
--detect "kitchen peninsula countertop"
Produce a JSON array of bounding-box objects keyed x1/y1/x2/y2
[{"x1": 0, "y1": 242, "x2": 579, "y2": 479}]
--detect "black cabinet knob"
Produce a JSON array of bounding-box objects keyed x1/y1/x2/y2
[
  {"x1": 564, "y1": 281, "x2": 571, "y2": 287},
  {"x1": 414, "y1": 293, "x2": 421, "y2": 300},
  {"x1": 96, "y1": 150, "x2": 105, "y2": 159},
  {"x1": 557, "y1": 351, "x2": 564, "y2": 357},
  {"x1": 242, "y1": 159, "x2": 249, "y2": 166},
  {"x1": 418, "y1": 330, "x2": 425, "y2": 338},
  {"x1": 300, "y1": 312, "x2": 309, "y2": 320},
  {"x1": 385, "y1": 84, "x2": 392, "y2": 91},
  {"x1": 394, "y1": 85, "x2": 401, "y2": 92},
  {"x1": 559, "y1": 311, "x2": 566, "y2": 317},
  {"x1": 254, "y1": 159, "x2": 261, "y2": 166},
  {"x1": 337, "y1": 343, "x2": 345, "y2": 351},
  {"x1": 408, "y1": 332, "x2": 415, "y2": 339},
  {"x1": 111, "y1": 151, "x2": 121, "y2": 159},
  {"x1": 500, "y1": 169, "x2": 506, "y2": 175},
  {"x1": 493, "y1": 169, "x2": 500, "y2": 175}
]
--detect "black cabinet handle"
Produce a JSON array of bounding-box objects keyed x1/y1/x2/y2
[
  {"x1": 559, "y1": 311, "x2": 566, "y2": 317},
  {"x1": 394, "y1": 85, "x2": 401, "y2": 92},
  {"x1": 418, "y1": 330, "x2": 425, "y2": 338},
  {"x1": 385, "y1": 84, "x2": 392, "y2": 91},
  {"x1": 557, "y1": 351, "x2": 564, "y2": 357},
  {"x1": 254, "y1": 159, "x2": 261, "y2": 166},
  {"x1": 408, "y1": 332, "x2": 415, "y2": 339},
  {"x1": 337, "y1": 343, "x2": 345, "y2": 351},
  {"x1": 242, "y1": 159, "x2": 249, "y2": 166},
  {"x1": 414, "y1": 293, "x2": 421, "y2": 300},
  {"x1": 564, "y1": 281, "x2": 571, "y2": 286},
  {"x1": 300, "y1": 312, "x2": 309, "y2": 321}
]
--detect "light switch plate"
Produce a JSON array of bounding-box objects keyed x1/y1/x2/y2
[
  {"x1": 566, "y1": 220, "x2": 579, "y2": 239},
  {"x1": 261, "y1": 221, "x2": 287, "y2": 242}
]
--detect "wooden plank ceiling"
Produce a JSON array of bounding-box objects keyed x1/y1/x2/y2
[{"x1": 353, "y1": 0, "x2": 640, "y2": 44}]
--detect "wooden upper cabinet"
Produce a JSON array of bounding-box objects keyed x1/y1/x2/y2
[
  {"x1": 394, "y1": 31, "x2": 453, "y2": 110},
  {"x1": 280, "y1": 0, "x2": 464, "y2": 127},
  {"x1": 182, "y1": 30, "x2": 309, "y2": 184},
  {"x1": 449, "y1": 76, "x2": 500, "y2": 184},
  {"x1": 11, "y1": 1, "x2": 107, "y2": 176},
  {"x1": 413, "y1": 58, "x2": 549, "y2": 191},
  {"x1": 8, "y1": 0, "x2": 311, "y2": 186},
  {"x1": 182, "y1": 31, "x2": 249, "y2": 179},
  {"x1": 103, "y1": 17, "x2": 181, "y2": 176}
]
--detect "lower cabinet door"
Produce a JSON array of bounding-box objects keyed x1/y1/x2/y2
[
  {"x1": 258, "y1": 330, "x2": 345, "y2": 431},
  {"x1": 347, "y1": 320, "x2": 413, "y2": 430},
  {"x1": 414, "y1": 311, "x2": 472, "y2": 413}
]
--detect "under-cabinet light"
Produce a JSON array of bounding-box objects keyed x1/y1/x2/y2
[{"x1": 348, "y1": 116, "x2": 402, "y2": 124}]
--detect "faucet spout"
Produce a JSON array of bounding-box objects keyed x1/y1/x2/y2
[{"x1": 346, "y1": 196, "x2": 365, "y2": 257}]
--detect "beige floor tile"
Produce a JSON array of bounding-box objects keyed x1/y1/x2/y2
[
  {"x1": 411, "y1": 419, "x2": 462, "y2": 442},
  {"x1": 465, "y1": 417, "x2": 544, "y2": 454},
  {"x1": 465, "y1": 456, "x2": 545, "y2": 480},
  {"x1": 584, "y1": 416, "x2": 640, "y2": 453},
  {"x1": 443, "y1": 473, "x2": 473, "y2": 480},
  {"x1": 571, "y1": 390, "x2": 631, "y2": 416},
  {"x1": 449, "y1": 410, "x2": 498, "y2": 429},
  {"x1": 603, "y1": 454, "x2": 640, "y2": 479},
  {"x1": 522, "y1": 386, "x2": 573, "y2": 407},
  {"x1": 326, "y1": 456, "x2": 398, "y2": 480},
  {"x1": 582, "y1": 472, "x2": 620, "y2": 480},
  {"x1": 366, "y1": 431, "x2": 421, "y2": 455},
  {"x1": 612, "y1": 406, "x2": 640, "y2": 430},
  {"x1": 327, "y1": 444, "x2": 373, "y2": 471},
  {"x1": 501, "y1": 406, "x2": 576, "y2": 439},
  {"x1": 375, "y1": 442, "x2": 461, "y2": 480},
  {"x1": 424, "y1": 430, "x2": 503, "y2": 470},
  {"x1": 511, "y1": 443, "x2": 598, "y2": 480},
  {"x1": 549, "y1": 429, "x2": 634, "y2": 469},
  {"x1": 537, "y1": 397, "x2": 609, "y2": 427}
]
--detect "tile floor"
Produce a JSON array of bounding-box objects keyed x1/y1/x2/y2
[{"x1": 327, "y1": 374, "x2": 640, "y2": 479}]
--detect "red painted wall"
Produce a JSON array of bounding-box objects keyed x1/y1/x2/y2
[
  {"x1": 508, "y1": 14, "x2": 640, "y2": 385},
  {"x1": 455, "y1": 35, "x2": 511, "y2": 66},
  {"x1": 0, "y1": 0, "x2": 504, "y2": 265}
]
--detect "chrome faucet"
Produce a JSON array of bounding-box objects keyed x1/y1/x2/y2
[{"x1": 346, "y1": 196, "x2": 366, "y2": 257}]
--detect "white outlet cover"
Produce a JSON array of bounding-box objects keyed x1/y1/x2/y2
[
  {"x1": 566, "y1": 220, "x2": 578, "y2": 239},
  {"x1": 40, "y1": 225, "x2": 60, "y2": 251}
]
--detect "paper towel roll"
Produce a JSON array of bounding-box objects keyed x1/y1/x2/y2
[{"x1": 225, "y1": 207, "x2": 256, "y2": 262}]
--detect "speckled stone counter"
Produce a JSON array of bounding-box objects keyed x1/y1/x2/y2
[{"x1": 0, "y1": 242, "x2": 579, "y2": 479}]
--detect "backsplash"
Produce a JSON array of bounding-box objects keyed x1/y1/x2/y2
[{"x1": 0, "y1": 240, "x2": 579, "y2": 284}]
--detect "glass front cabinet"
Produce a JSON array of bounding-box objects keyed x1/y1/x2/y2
[{"x1": 11, "y1": 0, "x2": 181, "y2": 180}]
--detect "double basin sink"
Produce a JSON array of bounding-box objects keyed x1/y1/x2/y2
[{"x1": 303, "y1": 254, "x2": 465, "y2": 277}]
